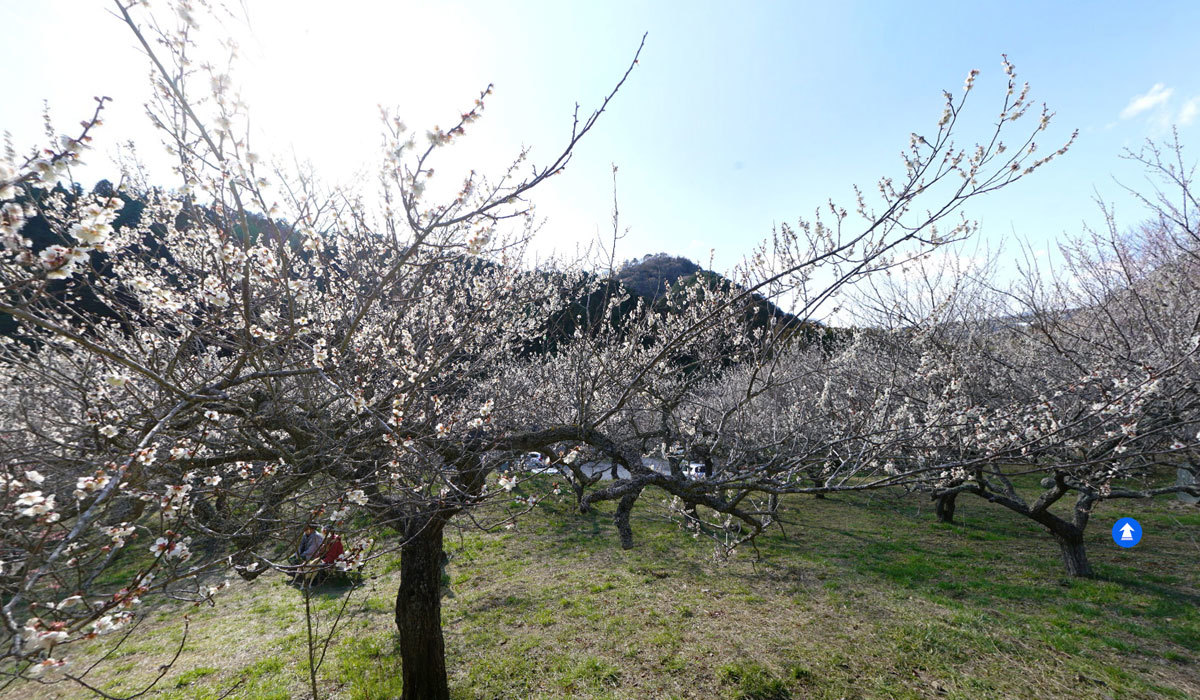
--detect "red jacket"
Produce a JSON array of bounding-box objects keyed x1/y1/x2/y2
[{"x1": 322, "y1": 535, "x2": 344, "y2": 566}]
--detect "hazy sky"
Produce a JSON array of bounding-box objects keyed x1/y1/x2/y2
[{"x1": 3, "y1": 0, "x2": 1199, "y2": 277}]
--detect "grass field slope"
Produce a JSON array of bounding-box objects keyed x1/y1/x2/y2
[{"x1": 11, "y1": 480, "x2": 1199, "y2": 700}]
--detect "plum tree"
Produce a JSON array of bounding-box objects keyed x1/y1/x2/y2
[{"x1": 0, "y1": 2, "x2": 1086, "y2": 698}]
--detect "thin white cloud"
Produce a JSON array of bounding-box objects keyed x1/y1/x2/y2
[
  {"x1": 1121, "y1": 83, "x2": 1174, "y2": 119},
  {"x1": 1180, "y1": 97, "x2": 1200, "y2": 127}
]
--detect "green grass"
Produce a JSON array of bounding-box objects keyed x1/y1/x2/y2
[
  {"x1": 336, "y1": 636, "x2": 406, "y2": 700},
  {"x1": 173, "y1": 666, "x2": 218, "y2": 687},
  {"x1": 719, "y1": 661, "x2": 791, "y2": 699},
  {"x1": 9, "y1": 481, "x2": 1199, "y2": 699}
]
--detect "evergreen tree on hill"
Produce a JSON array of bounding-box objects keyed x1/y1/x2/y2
[{"x1": 615, "y1": 253, "x2": 701, "y2": 298}]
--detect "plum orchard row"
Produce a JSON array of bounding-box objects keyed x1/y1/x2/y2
[{"x1": 1, "y1": 2, "x2": 1196, "y2": 698}]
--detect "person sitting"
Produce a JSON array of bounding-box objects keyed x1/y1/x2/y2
[
  {"x1": 288, "y1": 525, "x2": 324, "y2": 584},
  {"x1": 301, "y1": 531, "x2": 346, "y2": 587},
  {"x1": 295, "y1": 525, "x2": 324, "y2": 563},
  {"x1": 322, "y1": 532, "x2": 344, "y2": 567}
]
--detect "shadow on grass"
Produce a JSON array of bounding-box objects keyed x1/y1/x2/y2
[{"x1": 530, "y1": 483, "x2": 1200, "y2": 659}]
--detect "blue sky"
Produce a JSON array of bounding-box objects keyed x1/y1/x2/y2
[{"x1": 3, "y1": 0, "x2": 1199, "y2": 277}]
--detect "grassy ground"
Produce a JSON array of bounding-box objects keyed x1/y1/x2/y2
[{"x1": 10, "y1": 482, "x2": 1200, "y2": 699}]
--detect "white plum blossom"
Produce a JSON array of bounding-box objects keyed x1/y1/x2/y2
[
  {"x1": 100, "y1": 524, "x2": 136, "y2": 546},
  {"x1": 150, "y1": 535, "x2": 192, "y2": 561},
  {"x1": 17, "y1": 491, "x2": 57, "y2": 521},
  {"x1": 16, "y1": 491, "x2": 45, "y2": 508},
  {"x1": 27, "y1": 658, "x2": 68, "y2": 678},
  {"x1": 48, "y1": 595, "x2": 83, "y2": 611},
  {"x1": 69, "y1": 202, "x2": 119, "y2": 247},
  {"x1": 74, "y1": 472, "x2": 111, "y2": 500},
  {"x1": 39, "y1": 245, "x2": 89, "y2": 279},
  {"x1": 90, "y1": 613, "x2": 133, "y2": 636},
  {"x1": 201, "y1": 275, "x2": 231, "y2": 306},
  {"x1": 164, "y1": 483, "x2": 191, "y2": 501},
  {"x1": 23, "y1": 621, "x2": 68, "y2": 651}
]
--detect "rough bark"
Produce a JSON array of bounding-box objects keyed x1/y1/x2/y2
[
  {"x1": 395, "y1": 519, "x2": 449, "y2": 700},
  {"x1": 572, "y1": 481, "x2": 587, "y2": 513},
  {"x1": 1053, "y1": 528, "x2": 1092, "y2": 578},
  {"x1": 614, "y1": 487, "x2": 643, "y2": 549},
  {"x1": 935, "y1": 492, "x2": 957, "y2": 523}
]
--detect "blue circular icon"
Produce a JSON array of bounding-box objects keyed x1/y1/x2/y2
[{"x1": 1111, "y1": 518, "x2": 1142, "y2": 548}]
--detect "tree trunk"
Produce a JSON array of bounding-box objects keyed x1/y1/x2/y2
[
  {"x1": 395, "y1": 519, "x2": 449, "y2": 700},
  {"x1": 614, "y1": 487, "x2": 643, "y2": 549},
  {"x1": 935, "y1": 492, "x2": 956, "y2": 523},
  {"x1": 573, "y1": 481, "x2": 586, "y2": 513},
  {"x1": 1053, "y1": 529, "x2": 1092, "y2": 578}
]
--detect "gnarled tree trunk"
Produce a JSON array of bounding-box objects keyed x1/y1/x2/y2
[
  {"x1": 1052, "y1": 526, "x2": 1092, "y2": 578},
  {"x1": 1027, "y1": 495, "x2": 1094, "y2": 578},
  {"x1": 614, "y1": 486, "x2": 643, "y2": 549},
  {"x1": 395, "y1": 518, "x2": 449, "y2": 700},
  {"x1": 572, "y1": 480, "x2": 587, "y2": 512},
  {"x1": 935, "y1": 492, "x2": 957, "y2": 523}
]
